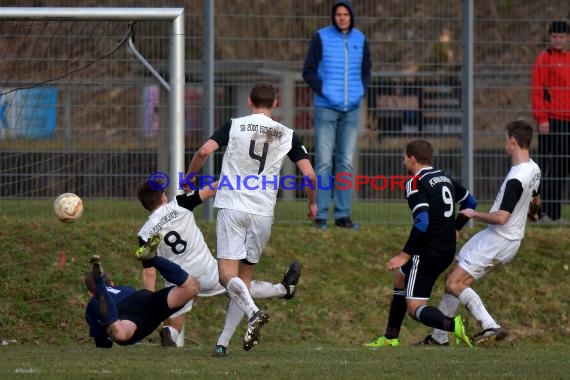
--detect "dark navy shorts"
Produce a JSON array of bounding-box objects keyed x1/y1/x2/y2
[{"x1": 116, "y1": 287, "x2": 182, "y2": 345}]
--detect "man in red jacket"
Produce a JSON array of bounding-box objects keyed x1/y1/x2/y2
[{"x1": 531, "y1": 21, "x2": 570, "y2": 223}]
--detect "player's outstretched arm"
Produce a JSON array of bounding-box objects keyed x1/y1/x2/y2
[
  {"x1": 183, "y1": 139, "x2": 219, "y2": 192},
  {"x1": 459, "y1": 208, "x2": 511, "y2": 225}
]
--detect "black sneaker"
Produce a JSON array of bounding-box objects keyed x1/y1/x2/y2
[
  {"x1": 212, "y1": 345, "x2": 228, "y2": 357},
  {"x1": 281, "y1": 261, "x2": 302, "y2": 300},
  {"x1": 91, "y1": 255, "x2": 110, "y2": 323},
  {"x1": 90, "y1": 255, "x2": 104, "y2": 278},
  {"x1": 314, "y1": 219, "x2": 328, "y2": 229},
  {"x1": 473, "y1": 327, "x2": 508, "y2": 346},
  {"x1": 243, "y1": 309, "x2": 269, "y2": 351},
  {"x1": 159, "y1": 326, "x2": 177, "y2": 347},
  {"x1": 414, "y1": 335, "x2": 450, "y2": 346},
  {"x1": 335, "y1": 217, "x2": 360, "y2": 230}
]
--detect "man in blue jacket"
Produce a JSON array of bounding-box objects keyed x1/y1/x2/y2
[{"x1": 303, "y1": 0, "x2": 371, "y2": 230}]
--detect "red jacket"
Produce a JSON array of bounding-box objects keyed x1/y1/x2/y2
[{"x1": 531, "y1": 48, "x2": 570, "y2": 124}]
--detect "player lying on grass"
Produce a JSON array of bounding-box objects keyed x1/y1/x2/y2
[
  {"x1": 84, "y1": 248, "x2": 198, "y2": 348},
  {"x1": 136, "y1": 179, "x2": 302, "y2": 356}
]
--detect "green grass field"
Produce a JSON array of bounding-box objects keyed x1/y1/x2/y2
[
  {"x1": 1, "y1": 200, "x2": 569, "y2": 378},
  {"x1": 1, "y1": 344, "x2": 569, "y2": 379}
]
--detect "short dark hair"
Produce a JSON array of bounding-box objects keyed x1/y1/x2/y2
[
  {"x1": 249, "y1": 81, "x2": 276, "y2": 109},
  {"x1": 137, "y1": 178, "x2": 165, "y2": 211},
  {"x1": 405, "y1": 139, "x2": 433, "y2": 165},
  {"x1": 549, "y1": 21, "x2": 570, "y2": 34},
  {"x1": 506, "y1": 120, "x2": 533, "y2": 150}
]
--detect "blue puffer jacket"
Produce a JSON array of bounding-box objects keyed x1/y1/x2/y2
[
  {"x1": 317, "y1": 25, "x2": 366, "y2": 111},
  {"x1": 302, "y1": 0, "x2": 371, "y2": 112}
]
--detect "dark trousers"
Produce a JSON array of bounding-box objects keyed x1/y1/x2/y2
[{"x1": 538, "y1": 118, "x2": 570, "y2": 220}]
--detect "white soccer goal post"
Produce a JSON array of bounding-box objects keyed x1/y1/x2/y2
[{"x1": 0, "y1": 7, "x2": 185, "y2": 200}]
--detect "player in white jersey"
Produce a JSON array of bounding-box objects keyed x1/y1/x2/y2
[
  {"x1": 420, "y1": 120, "x2": 541, "y2": 347},
  {"x1": 136, "y1": 179, "x2": 303, "y2": 355},
  {"x1": 185, "y1": 81, "x2": 317, "y2": 352}
]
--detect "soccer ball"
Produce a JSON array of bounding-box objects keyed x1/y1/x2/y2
[{"x1": 53, "y1": 193, "x2": 83, "y2": 222}]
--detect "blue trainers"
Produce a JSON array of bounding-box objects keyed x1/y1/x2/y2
[{"x1": 212, "y1": 345, "x2": 228, "y2": 357}]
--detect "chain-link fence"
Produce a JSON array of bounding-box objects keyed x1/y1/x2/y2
[{"x1": 1, "y1": 0, "x2": 568, "y2": 224}]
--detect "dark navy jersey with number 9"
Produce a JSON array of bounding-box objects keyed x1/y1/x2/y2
[{"x1": 403, "y1": 167, "x2": 469, "y2": 255}]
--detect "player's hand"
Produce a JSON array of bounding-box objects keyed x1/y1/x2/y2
[
  {"x1": 307, "y1": 201, "x2": 317, "y2": 220},
  {"x1": 528, "y1": 201, "x2": 541, "y2": 222},
  {"x1": 459, "y1": 208, "x2": 476, "y2": 218},
  {"x1": 387, "y1": 252, "x2": 411, "y2": 271},
  {"x1": 182, "y1": 176, "x2": 197, "y2": 192}
]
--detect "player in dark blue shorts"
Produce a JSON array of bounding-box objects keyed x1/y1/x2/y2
[{"x1": 84, "y1": 235, "x2": 199, "y2": 348}]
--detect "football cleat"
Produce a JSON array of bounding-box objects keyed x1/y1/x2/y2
[
  {"x1": 414, "y1": 335, "x2": 450, "y2": 346},
  {"x1": 91, "y1": 255, "x2": 112, "y2": 324},
  {"x1": 135, "y1": 233, "x2": 162, "y2": 261},
  {"x1": 363, "y1": 336, "x2": 400, "y2": 348},
  {"x1": 90, "y1": 255, "x2": 104, "y2": 278},
  {"x1": 453, "y1": 315, "x2": 474, "y2": 348},
  {"x1": 243, "y1": 309, "x2": 269, "y2": 351},
  {"x1": 281, "y1": 261, "x2": 302, "y2": 300},
  {"x1": 473, "y1": 327, "x2": 508, "y2": 346},
  {"x1": 212, "y1": 345, "x2": 228, "y2": 357},
  {"x1": 159, "y1": 326, "x2": 177, "y2": 347}
]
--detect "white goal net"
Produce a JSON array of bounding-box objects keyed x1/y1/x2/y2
[
  {"x1": 0, "y1": 8, "x2": 185, "y2": 208},
  {"x1": 0, "y1": 8, "x2": 185, "y2": 344}
]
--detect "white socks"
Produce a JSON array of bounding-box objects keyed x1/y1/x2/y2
[
  {"x1": 216, "y1": 277, "x2": 273, "y2": 348},
  {"x1": 216, "y1": 299, "x2": 244, "y2": 348},
  {"x1": 249, "y1": 280, "x2": 286, "y2": 298},
  {"x1": 432, "y1": 293, "x2": 460, "y2": 344},
  {"x1": 226, "y1": 277, "x2": 258, "y2": 319},
  {"x1": 431, "y1": 288, "x2": 500, "y2": 344},
  {"x1": 458, "y1": 287, "x2": 499, "y2": 330}
]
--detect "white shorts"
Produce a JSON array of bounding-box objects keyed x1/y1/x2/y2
[
  {"x1": 456, "y1": 228, "x2": 521, "y2": 280},
  {"x1": 166, "y1": 264, "x2": 227, "y2": 319},
  {"x1": 216, "y1": 208, "x2": 273, "y2": 263}
]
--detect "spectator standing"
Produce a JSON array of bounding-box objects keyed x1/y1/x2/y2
[
  {"x1": 531, "y1": 20, "x2": 570, "y2": 223},
  {"x1": 303, "y1": 0, "x2": 371, "y2": 229}
]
